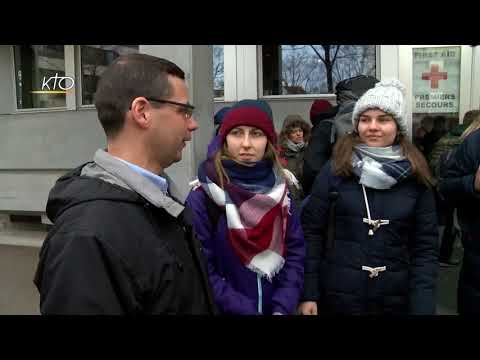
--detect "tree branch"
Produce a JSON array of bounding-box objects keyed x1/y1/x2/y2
[
  {"x1": 332, "y1": 45, "x2": 342, "y2": 63},
  {"x1": 309, "y1": 45, "x2": 325, "y2": 64}
]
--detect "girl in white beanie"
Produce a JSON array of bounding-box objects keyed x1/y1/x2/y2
[{"x1": 299, "y1": 79, "x2": 439, "y2": 315}]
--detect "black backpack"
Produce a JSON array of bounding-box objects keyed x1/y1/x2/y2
[
  {"x1": 437, "y1": 147, "x2": 458, "y2": 180},
  {"x1": 335, "y1": 75, "x2": 379, "y2": 99},
  {"x1": 332, "y1": 75, "x2": 379, "y2": 140},
  {"x1": 435, "y1": 147, "x2": 459, "y2": 207}
]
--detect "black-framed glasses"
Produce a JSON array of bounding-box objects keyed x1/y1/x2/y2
[{"x1": 145, "y1": 97, "x2": 195, "y2": 119}]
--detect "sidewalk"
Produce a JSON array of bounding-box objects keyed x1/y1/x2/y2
[{"x1": 436, "y1": 242, "x2": 463, "y2": 315}]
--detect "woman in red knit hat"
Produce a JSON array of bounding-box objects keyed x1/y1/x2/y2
[
  {"x1": 185, "y1": 102, "x2": 305, "y2": 315},
  {"x1": 302, "y1": 100, "x2": 338, "y2": 195}
]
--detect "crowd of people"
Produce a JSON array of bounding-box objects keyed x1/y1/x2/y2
[{"x1": 34, "y1": 54, "x2": 480, "y2": 315}]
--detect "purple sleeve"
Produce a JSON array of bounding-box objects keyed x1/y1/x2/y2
[
  {"x1": 185, "y1": 188, "x2": 259, "y2": 315},
  {"x1": 271, "y1": 199, "x2": 305, "y2": 315}
]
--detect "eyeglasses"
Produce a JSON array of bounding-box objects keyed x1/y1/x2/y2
[{"x1": 145, "y1": 97, "x2": 195, "y2": 119}]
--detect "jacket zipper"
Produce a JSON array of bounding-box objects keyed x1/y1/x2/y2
[
  {"x1": 144, "y1": 203, "x2": 216, "y2": 314},
  {"x1": 257, "y1": 274, "x2": 263, "y2": 314}
]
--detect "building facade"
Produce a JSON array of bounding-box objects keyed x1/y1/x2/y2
[{"x1": 0, "y1": 44, "x2": 479, "y2": 314}]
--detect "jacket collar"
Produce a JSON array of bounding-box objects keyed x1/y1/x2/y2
[{"x1": 86, "y1": 149, "x2": 184, "y2": 218}]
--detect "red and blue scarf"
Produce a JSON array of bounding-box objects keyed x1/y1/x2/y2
[{"x1": 198, "y1": 136, "x2": 290, "y2": 281}]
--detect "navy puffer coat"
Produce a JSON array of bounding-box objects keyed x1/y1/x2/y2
[
  {"x1": 301, "y1": 161, "x2": 439, "y2": 314},
  {"x1": 439, "y1": 129, "x2": 480, "y2": 315}
]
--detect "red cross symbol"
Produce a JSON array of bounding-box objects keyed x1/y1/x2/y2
[{"x1": 422, "y1": 64, "x2": 448, "y2": 89}]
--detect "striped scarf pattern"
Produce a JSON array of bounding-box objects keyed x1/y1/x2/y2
[
  {"x1": 198, "y1": 158, "x2": 290, "y2": 281},
  {"x1": 352, "y1": 144, "x2": 413, "y2": 189}
]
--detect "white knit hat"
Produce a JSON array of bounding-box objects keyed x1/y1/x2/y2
[{"x1": 352, "y1": 79, "x2": 407, "y2": 134}]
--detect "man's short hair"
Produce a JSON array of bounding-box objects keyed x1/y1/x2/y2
[{"x1": 94, "y1": 53, "x2": 185, "y2": 138}]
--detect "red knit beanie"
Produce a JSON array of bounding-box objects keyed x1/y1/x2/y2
[
  {"x1": 310, "y1": 100, "x2": 333, "y2": 121},
  {"x1": 219, "y1": 106, "x2": 277, "y2": 145}
]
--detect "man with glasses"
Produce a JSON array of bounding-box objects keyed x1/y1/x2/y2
[{"x1": 34, "y1": 53, "x2": 216, "y2": 315}]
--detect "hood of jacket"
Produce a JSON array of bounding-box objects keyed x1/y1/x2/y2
[{"x1": 46, "y1": 149, "x2": 184, "y2": 223}]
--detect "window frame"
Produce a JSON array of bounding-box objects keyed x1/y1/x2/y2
[
  {"x1": 76, "y1": 45, "x2": 140, "y2": 109},
  {"x1": 11, "y1": 45, "x2": 77, "y2": 113},
  {"x1": 75, "y1": 45, "x2": 95, "y2": 109},
  {"x1": 213, "y1": 45, "x2": 225, "y2": 102},
  {"x1": 9, "y1": 45, "x2": 385, "y2": 112},
  {"x1": 10, "y1": 45, "x2": 144, "y2": 113},
  {"x1": 257, "y1": 45, "x2": 381, "y2": 100}
]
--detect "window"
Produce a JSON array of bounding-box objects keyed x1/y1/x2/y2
[
  {"x1": 14, "y1": 45, "x2": 67, "y2": 109},
  {"x1": 262, "y1": 45, "x2": 377, "y2": 96},
  {"x1": 80, "y1": 45, "x2": 139, "y2": 105},
  {"x1": 213, "y1": 45, "x2": 224, "y2": 98}
]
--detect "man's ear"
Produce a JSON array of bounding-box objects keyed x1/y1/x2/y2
[{"x1": 129, "y1": 97, "x2": 150, "y2": 130}]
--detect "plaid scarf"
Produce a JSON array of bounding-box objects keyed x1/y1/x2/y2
[
  {"x1": 198, "y1": 140, "x2": 290, "y2": 281},
  {"x1": 352, "y1": 144, "x2": 412, "y2": 189}
]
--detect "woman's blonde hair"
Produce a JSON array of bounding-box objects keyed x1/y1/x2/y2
[
  {"x1": 332, "y1": 132, "x2": 436, "y2": 188},
  {"x1": 213, "y1": 141, "x2": 285, "y2": 189},
  {"x1": 460, "y1": 111, "x2": 480, "y2": 141}
]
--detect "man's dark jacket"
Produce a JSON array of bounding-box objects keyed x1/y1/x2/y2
[{"x1": 34, "y1": 149, "x2": 216, "y2": 315}]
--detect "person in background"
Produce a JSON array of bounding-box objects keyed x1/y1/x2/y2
[
  {"x1": 302, "y1": 76, "x2": 379, "y2": 196},
  {"x1": 439, "y1": 119, "x2": 480, "y2": 315},
  {"x1": 429, "y1": 110, "x2": 480, "y2": 267},
  {"x1": 423, "y1": 115, "x2": 447, "y2": 158},
  {"x1": 213, "y1": 106, "x2": 231, "y2": 137},
  {"x1": 302, "y1": 100, "x2": 338, "y2": 195},
  {"x1": 278, "y1": 114, "x2": 311, "y2": 208},
  {"x1": 332, "y1": 75, "x2": 379, "y2": 140},
  {"x1": 414, "y1": 116, "x2": 434, "y2": 153}
]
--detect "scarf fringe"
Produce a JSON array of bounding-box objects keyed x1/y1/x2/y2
[
  {"x1": 189, "y1": 178, "x2": 201, "y2": 190},
  {"x1": 247, "y1": 259, "x2": 285, "y2": 282},
  {"x1": 285, "y1": 193, "x2": 292, "y2": 216},
  {"x1": 247, "y1": 250, "x2": 286, "y2": 282}
]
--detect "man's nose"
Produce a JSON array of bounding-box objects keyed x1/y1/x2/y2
[{"x1": 188, "y1": 117, "x2": 199, "y2": 131}]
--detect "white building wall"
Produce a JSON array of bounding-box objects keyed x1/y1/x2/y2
[{"x1": 0, "y1": 44, "x2": 478, "y2": 314}]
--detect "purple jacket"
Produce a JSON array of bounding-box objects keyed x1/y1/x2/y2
[{"x1": 186, "y1": 188, "x2": 305, "y2": 315}]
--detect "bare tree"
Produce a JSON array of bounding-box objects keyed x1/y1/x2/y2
[
  {"x1": 331, "y1": 45, "x2": 376, "y2": 83},
  {"x1": 309, "y1": 45, "x2": 376, "y2": 91},
  {"x1": 268, "y1": 45, "x2": 376, "y2": 95},
  {"x1": 309, "y1": 45, "x2": 342, "y2": 92},
  {"x1": 281, "y1": 45, "x2": 319, "y2": 94},
  {"x1": 213, "y1": 45, "x2": 224, "y2": 93}
]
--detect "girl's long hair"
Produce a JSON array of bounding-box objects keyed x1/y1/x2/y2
[{"x1": 332, "y1": 132, "x2": 435, "y2": 188}]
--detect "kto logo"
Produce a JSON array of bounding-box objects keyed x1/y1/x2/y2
[{"x1": 30, "y1": 73, "x2": 75, "y2": 94}]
